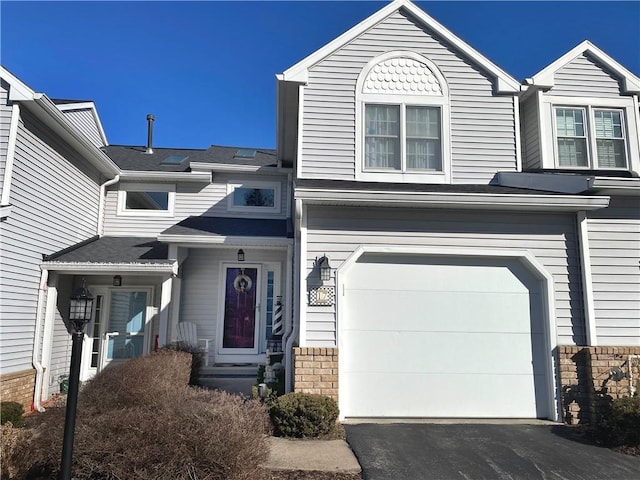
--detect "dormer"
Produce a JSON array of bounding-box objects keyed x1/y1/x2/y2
[{"x1": 520, "y1": 41, "x2": 640, "y2": 175}]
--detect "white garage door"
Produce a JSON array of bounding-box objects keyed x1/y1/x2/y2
[{"x1": 341, "y1": 255, "x2": 550, "y2": 418}]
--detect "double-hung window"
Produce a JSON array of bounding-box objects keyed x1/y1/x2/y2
[
  {"x1": 365, "y1": 105, "x2": 441, "y2": 172},
  {"x1": 554, "y1": 106, "x2": 627, "y2": 169}
]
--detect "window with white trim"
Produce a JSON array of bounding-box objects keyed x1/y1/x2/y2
[
  {"x1": 117, "y1": 183, "x2": 175, "y2": 216},
  {"x1": 554, "y1": 106, "x2": 628, "y2": 169},
  {"x1": 227, "y1": 181, "x2": 281, "y2": 213},
  {"x1": 356, "y1": 52, "x2": 450, "y2": 183}
]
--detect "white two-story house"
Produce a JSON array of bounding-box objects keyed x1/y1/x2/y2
[{"x1": 1, "y1": 0, "x2": 637, "y2": 423}]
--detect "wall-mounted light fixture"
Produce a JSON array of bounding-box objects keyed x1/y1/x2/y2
[
  {"x1": 112, "y1": 275, "x2": 122, "y2": 287},
  {"x1": 317, "y1": 255, "x2": 332, "y2": 282},
  {"x1": 237, "y1": 249, "x2": 245, "y2": 262}
]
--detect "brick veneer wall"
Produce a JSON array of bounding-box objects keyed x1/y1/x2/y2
[
  {"x1": 559, "y1": 346, "x2": 640, "y2": 424},
  {"x1": 0, "y1": 369, "x2": 36, "y2": 411},
  {"x1": 292, "y1": 347, "x2": 338, "y2": 401}
]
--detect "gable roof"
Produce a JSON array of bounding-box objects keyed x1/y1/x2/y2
[
  {"x1": 528, "y1": 40, "x2": 640, "y2": 94},
  {"x1": 281, "y1": 0, "x2": 520, "y2": 93}
]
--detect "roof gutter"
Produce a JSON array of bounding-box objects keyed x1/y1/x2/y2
[
  {"x1": 295, "y1": 188, "x2": 610, "y2": 212},
  {"x1": 118, "y1": 170, "x2": 212, "y2": 182}
]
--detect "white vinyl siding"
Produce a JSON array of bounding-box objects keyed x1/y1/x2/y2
[
  {"x1": 59, "y1": 108, "x2": 105, "y2": 148},
  {"x1": 587, "y1": 197, "x2": 640, "y2": 346},
  {"x1": 548, "y1": 54, "x2": 623, "y2": 98},
  {"x1": 304, "y1": 206, "x2": 583, "y2": 346},
  {"x1": 0, "y1": 109, "x2": 101, "y2": 374},
  {"x1": 102, "y1": 172, "x2": 290, "y2": 236},
  {"x1": 300, "y1": 10, "x2": 517, "y2": 183}
]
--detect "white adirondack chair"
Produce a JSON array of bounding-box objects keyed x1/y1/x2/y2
[{"x1": 177, "y1": 322, "x2": 212, "y2": 366}]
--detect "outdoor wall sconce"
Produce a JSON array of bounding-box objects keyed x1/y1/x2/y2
[
  {"x1": 60, "y1": 280, "x2": 94, "y2": 480},
  {"x1": 317, "y1": 255, "x2": 332, "y2": 282},
  {"x1": 112, "y1": 275, "x2": 122, "y2": 286},
  {"x1": 237, "y1": 249, "x2": 245, "y2": 262}
]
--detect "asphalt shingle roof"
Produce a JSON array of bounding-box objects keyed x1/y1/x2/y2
[
  {"x1": 104, "y1": 144, "x2": 277, "y2": 172},
  {"x1": 45, "y1": 236, "x2": 170, "y2": 264},
  {"x1": 161, "y1": 216, "x2": 293, "y2": 238}
]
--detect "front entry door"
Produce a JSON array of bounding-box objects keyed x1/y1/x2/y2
[
  {"x1": 217, "y1": 265, "x2": 261, "y2": 361},
  {"x1": 81, "y1": 287, "x2": 152, "y2": 381}
]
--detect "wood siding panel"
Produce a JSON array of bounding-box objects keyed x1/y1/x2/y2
[
  {"x1": 102, "y1": 172, "x2": 290, "y2": 236},
  {"x1": 0, "y1": 109, "x2": 101, "y2": 374},
  {"x1": 304, "y1": 206, "x2": 583, "y2": 346},
  {"x1": 300, "y1": 10, "x2": 517, "y2": 183},
  {"x1": 60, "y1": 108, "x2": 105, "y2": 148},
  {"x1": 587, "y1": 197, "x2": 640, "y2": 345},
  {"x1": 549, "y1": 54, "x2": 623, "y2": 98},
  {"x1": 521, "y1": 96, "x2": 541, "y2": 169}
]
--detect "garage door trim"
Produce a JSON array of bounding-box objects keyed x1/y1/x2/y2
[{"x1": 336, "y1": 245, "x2": 559, "y2": 421}]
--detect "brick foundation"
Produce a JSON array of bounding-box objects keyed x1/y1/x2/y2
[
  {"x1": 292, "y1": 347, "x2": 338, "y2": 401},
  {"x1": 558, "y1": 346, "x2": 640, "y2": 424},
  {"x1": 0, "y1": 369, "x2": 36, "y2": 411}
]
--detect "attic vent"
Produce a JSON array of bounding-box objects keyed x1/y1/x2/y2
[
  {"x1": 161, "y1": 155, "x2": 189, "y2": 165},
  {"x1": 235, "y1": 149, "x2": 257, "y2": 158}
]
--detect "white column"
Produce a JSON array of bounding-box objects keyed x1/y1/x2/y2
[{"x1": 158, "y1": 275, "x2": 173, "y2": 347}]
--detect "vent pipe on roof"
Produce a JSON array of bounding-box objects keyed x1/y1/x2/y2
[{"x1": 145, "y1": 114, "x2": 155, "y2": 154}]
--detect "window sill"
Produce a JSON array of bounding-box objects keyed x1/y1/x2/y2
[{"x1": 356, "y1": 170, "x2": 448, "y2": 184}]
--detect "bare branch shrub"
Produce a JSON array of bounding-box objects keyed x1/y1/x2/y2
[
  {"x1": 1, "y1": 422, "x2": 33, "y2": 479},
  {"x1": 22, "y1": 351, "x2": 271, "y2": 480}
]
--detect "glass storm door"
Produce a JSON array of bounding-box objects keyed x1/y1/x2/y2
[
  {"x1": 219, "y1": 266, "x2": 260, "y2": 354},
  {"x1": 103, "y1": 290, "x2": 149, "y2": 367}
]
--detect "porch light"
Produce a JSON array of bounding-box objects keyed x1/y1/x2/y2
[
  {"x1": 237, "y1": 249, "x2": 245, "y2": 262},
  {"x1": 60, "y1": 280, "x2": 94, "y2": 480},
  {"x1": 113, "y1": 275, "x2": 122, "y2": 286},
  {"x1": 318, "y1": 255, "x2": 332, "y2": 282}
]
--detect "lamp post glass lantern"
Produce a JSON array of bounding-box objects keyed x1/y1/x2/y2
[
  {"x1": 60, "y1": 281, "x2": 93, "y2": 480},
  {"x1": 318, "y1": 256, "x2": 332, "y2": 282}
]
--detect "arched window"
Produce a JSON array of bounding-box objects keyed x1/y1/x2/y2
[{"x1": 355, "y1": 51, "x2": 451, "y2": 183}]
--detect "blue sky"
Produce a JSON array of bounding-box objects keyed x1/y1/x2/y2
[{"x1": 2, "y1": 1, "x2": 639, "y2": 150}]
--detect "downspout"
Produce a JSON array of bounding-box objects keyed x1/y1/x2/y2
[
  {"x1": 32, "y1": 268, "x2": 49, "y2": 412},
  {"x1": 577, "y1": 211, "x2": 597, "y2": 346},
  {"x1": 284, "y1": 198, "x2": 304, "y2": 393},
  {"x1": 97, "y1": 174, "x2": 120, "y2": 236}
]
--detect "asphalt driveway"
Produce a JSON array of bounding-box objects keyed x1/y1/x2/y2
[{"x1": 345, "y1": 423, "x2": 640, "y2": 480}]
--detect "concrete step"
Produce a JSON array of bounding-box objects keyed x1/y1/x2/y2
[
  {"x1": 199, "y1": 364, "x2": 260, "y2": 378},
  {"x1": 199, "y1": 376, "x2": 255, "y2": 396}
]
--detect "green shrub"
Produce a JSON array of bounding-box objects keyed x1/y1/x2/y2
[
  {"x1": 21, "y1": 351, "x2": 271, "y2": 480},
  {"x1": 0, "y1": 401, "x2": 25, "y2": 428},
  {"x1": 269, "y1": 392, "x2": 339, "y2": 438},
  {"x1": 592, "y1": 396, "x2": 640, "y2": 447}
]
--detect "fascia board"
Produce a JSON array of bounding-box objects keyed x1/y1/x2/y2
[
  {"x1": 281, "y1": 0, "x2": 519, "y2": 93},
  {"x1": 118, "y1": 170, "x2": 212, "y2": 182},
  {"x1": 189, "y1": 162, "x2": 292, "y2": 174},
  {"x1": 295, "y1": 188, "x2": 610, "y2": 211},
  {"x1": 156, "y1": 234, "x2": 293, "y2": 247},
  {"x1": 42, "y1": 261, "x2": 177, "y2": 275},
  {"x1": 29, "y1": 95, "x2": 120, "y2": 176},
  {"x1": 531, "y1": 40, "x2": 640, "y2": 93},
  {"x1": 591, "y1": 177, "x2": 640, "y2": 194}
]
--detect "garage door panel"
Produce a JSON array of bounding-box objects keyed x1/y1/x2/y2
[
  {"x1": 343, "y1": 330, "x2": 542, "y2": 375},
  {"x1": 344, "y1": 290, "x2": 540, "y2": 333},
  {"x1": 343, "y1": 372, "x2": 542, "y2": 418},
  {"x1": 341, "y1": 255, "x2": 550, "y2": 418}
]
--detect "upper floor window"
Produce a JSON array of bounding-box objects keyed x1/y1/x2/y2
[
  {"x1": 227, "y1": 181, "x2": 281, "y2": 213},
  {"x1": 365, "y1": 105, "x2": 441, "y2": 172},
  {"x1": 356, "y1": 52, "x2": 450, "y2": 183},
  {"x1": 117, "y1": 183, "x2": 175, "y2": 216},
  {"x1": 554, "y1": 106, "x2": 627, "y2": 169}
]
